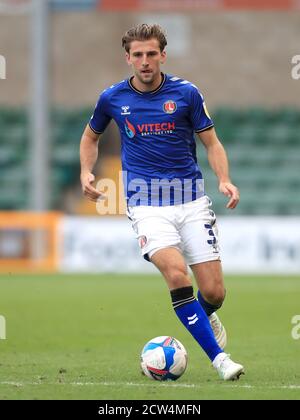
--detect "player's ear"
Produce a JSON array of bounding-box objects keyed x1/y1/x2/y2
[
  {"x1": 125, "y1": 52, "x2": 131, "y2": 65},
  {"x1": 160, "y1": 50, "x2": 166, "y2": 64}
]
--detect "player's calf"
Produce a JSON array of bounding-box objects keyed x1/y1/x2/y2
[
  {"x1": 197, "y1": 289, "x2": 227, "y2": 348},
  {"x1": 170, "y1": 286, "x2": 223, "y2": 362},
  {"x1": 197, "y1": 288, "x2": 225, "y2": 316},
  {"x1": 209, "y1": 312, "x2": 227, "y2": 349}
]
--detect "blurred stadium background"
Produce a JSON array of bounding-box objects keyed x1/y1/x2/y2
[
  {"x1": 0, "y1": 0, "x2": 300, "y2": 400},
  {"x1": 0, "y1": 0, "x2": 299, "y2": 274}
]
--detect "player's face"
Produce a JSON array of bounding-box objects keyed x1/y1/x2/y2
[{"x1": 126, "y1": 39, "x2": 166, "y2": 88}]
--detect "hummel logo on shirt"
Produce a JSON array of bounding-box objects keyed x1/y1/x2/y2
[{"x1": 121, "y1": 106, "x2": 131, "y2": 115}]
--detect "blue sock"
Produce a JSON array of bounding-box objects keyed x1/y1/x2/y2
[
  {"x1": 171, "y1": 286, "x2": 222, "y2": 361},
  {"x1": 197, "y1": 290, "x2": 222, "y2": 317}
]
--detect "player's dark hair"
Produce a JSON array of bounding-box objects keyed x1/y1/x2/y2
[{"x1": 122, "y1": 23, "x2": 167, "y2": 53}]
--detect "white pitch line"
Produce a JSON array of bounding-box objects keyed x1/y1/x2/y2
[{"x1": 0, "y1": 381, "x2": 300, "y2": 390}]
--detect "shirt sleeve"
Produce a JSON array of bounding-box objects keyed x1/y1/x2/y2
[
  {"x1": 89, "y1": 91, "x2": 112, "y2": 134},
  {"x1": 190, "y1": 87, "x2": 214, "y2": 133}
]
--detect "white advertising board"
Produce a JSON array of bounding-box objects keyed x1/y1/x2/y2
[
  {"x1": 59, "y1": 217, "x2": 300, "y2": 274},
  {"x1": 59, "y1": 217, "x2": 156, "y2": 273}
]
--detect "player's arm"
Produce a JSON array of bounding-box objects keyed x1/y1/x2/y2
[
  {"x1": 197, "y1": 127, "x2": 240, "y2": 209},
  {"x1": 80, "y1": 124, "x2": 104, "y2": 202}
]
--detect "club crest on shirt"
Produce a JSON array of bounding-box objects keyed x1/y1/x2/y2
[{"x1": 163, "y1": 100, "x2": 177, "y2": 114}]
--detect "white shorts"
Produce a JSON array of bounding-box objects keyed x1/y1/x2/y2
[{"x1": 127, "y1": 195, "x2": 221, "y2": 266}]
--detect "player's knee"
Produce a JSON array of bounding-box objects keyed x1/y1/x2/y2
[
  {"x1": 204, "y1": 287, "x2": 226, "y2": 307},
  {"x1": 166, "y1": 268, "x2": 190, "y2": 290}
]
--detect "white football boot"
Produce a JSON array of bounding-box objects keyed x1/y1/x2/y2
[
  {"x1": 209, "y1": 312, "x2": 227, "y2": 350},
  {"x1": 213, "y1": 352, "x2": 245, "y2": 381}
]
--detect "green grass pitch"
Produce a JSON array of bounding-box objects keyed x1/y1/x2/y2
[{"x1": 0, "y1": 273, "x2": 299, "y2": 400}]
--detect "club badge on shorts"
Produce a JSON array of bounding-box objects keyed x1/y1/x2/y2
[
  {"x1": 163, "y1": 100, "x2": 177, "y2": 114},
  {"x1": 138, "y1": 235, "x2": 147, "y2": 248}
]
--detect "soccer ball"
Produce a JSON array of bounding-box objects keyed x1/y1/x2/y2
[{"x1": 140, "y1": 336, "x2": 188, "y2": 381}]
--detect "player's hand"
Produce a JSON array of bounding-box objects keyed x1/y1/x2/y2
[
  {"x1": 219, "y1": 182, "x2": 240, "y2": 209},
  {"x1": 80, "y1": 172, "x2": 105, "y2": 202}
]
